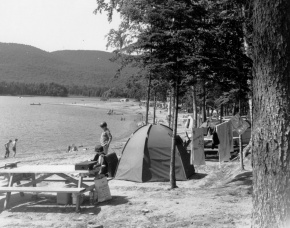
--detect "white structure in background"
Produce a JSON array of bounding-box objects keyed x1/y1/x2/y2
[{"x1": 120, "y1": 98, "x2": 129, "y2": 102}]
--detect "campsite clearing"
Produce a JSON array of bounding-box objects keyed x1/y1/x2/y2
[
  {"x1": 0, "y1": 103, "x2": 252, "y2": 227},
  {"x1": 0, "y1": 157, "x2": 252, "y2": 228}
]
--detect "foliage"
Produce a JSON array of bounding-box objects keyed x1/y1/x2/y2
[
  {"x1": 0, "y1": 81, "x2": 68, "y2": 97},
  {"x1": 0, "y1": 43, "x2": 135, "y2": 93}
]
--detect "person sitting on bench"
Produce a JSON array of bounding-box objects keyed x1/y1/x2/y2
[{"x1": 93, "y1": 145, "x2": 105, "y2": 165}]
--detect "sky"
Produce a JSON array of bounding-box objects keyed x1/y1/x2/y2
[{"x1": 0, "y1": 0, "x2": 121, "y2": 52}]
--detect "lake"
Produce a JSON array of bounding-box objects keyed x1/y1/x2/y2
[{"x1": 0, "y1": 96, "x2": 138, "y2": 157}]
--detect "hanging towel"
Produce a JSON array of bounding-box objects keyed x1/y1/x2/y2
[
  {"x1": 191, "y1": 128, "x2": 205, "y2": 166},
  {"x1": 216, "y1": 121, "x2": 233, "y2": 162},
  {"x1": 230, "y1": 114, "x2": 250, "y2": 135}
]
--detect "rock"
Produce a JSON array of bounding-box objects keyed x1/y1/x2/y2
[
  {"x1": 141, "y1": 209, "x2": 150, "y2": 213},
  {"x1": 176, "y1": 202, "x2": 179, "y2": 204}
]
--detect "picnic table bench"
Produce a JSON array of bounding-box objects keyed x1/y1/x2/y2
[
  {"x1": 0, "y1": 165, "x2": 96, "y2": 212},
  {"x1": 0, "y1": 161, "x2": 21, "y2": 169}
]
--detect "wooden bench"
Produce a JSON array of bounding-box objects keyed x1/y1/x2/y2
[{"x1": 0, "y1": 187, "x2": 86, "y2": 212}]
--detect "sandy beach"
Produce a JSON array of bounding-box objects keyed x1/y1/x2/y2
[{"x1": 0, "y1": 100, "x2": 252, "y2": 228}]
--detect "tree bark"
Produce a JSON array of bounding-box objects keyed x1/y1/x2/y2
[
  {"x1": 145, "y1": 73, "x2": 151, "y2": 125},
  {"x1": 170, "y1": 81, "x2": 179, "y2": 189},
  {"x1": 192, "y1": 86, "x2": 198, "y2": 128},
  {"x1": 153, "y1": 91, "x2": 157, "y2": 124},
  {"x1": 252, "y1": 1, "x2": 290, "y2": 227},
  {"x1": 191, "y1": 85, "x2": 198, "y2": 168},
  {"x1": 168, "y1": 90, "x2": 172, "y2": 128},
  {"x1": 249, "y1": 98, "x2": 253, "y2": 125},
  {"x1": 219, "y1": 104, "x2": 223, "y2": 123},
  {"x1": 202, "y1": 80, "x2": 207, "y2": 122}
]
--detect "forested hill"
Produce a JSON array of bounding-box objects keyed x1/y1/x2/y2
[{"x1": 0, "y1": 43, "x2": 132, "y2": 87}]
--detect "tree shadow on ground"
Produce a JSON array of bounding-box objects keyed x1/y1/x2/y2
[
  {"x1": 226, "y1": 171, "x2": 252, "y2": 186},
  {"x1": 188, "y1": 173, "x2": 207, "y2": 180},
  {"x1": 97, "y1": 195, "x2": 129, "y2": 207}
]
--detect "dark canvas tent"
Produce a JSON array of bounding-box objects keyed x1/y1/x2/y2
[{"x1": 115, "y1": 124, "x2": 195, "y2": 182}]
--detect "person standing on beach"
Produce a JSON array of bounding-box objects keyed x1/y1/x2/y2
[
  {"x1": 100, "y1": 121, "x2": 112, "y2": 155},
  {"x1": 12, "y1": 139, "x2": 18, "y2": 157},
  {"x1": 4, "y1": 140, "x2": 12, "y2": 158}
]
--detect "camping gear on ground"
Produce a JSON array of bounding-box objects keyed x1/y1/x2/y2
[
  {"x1": 75, "y1": 161, "x2": 98, "y2": 170},
  {"x1": 115, "y1": 124, "x2": 195, "y2": 182},
  {"x1": 57, "y1": 183, "x2": 77, "y2": 205},
  {"x1": 191, "y1": 128, "x2": 205, "y2": 166},
  {"x1": 72, "y1": 193, "x2": 85, "y2": 205},
  {"x1": 94, "y1": 176, "x2": 112, "y2": 202},
  {"x1": 216, "y1": 121, "x2": 233, "y2": 162},
  {"x1": 57, "y1": 192, "x2": 72, "y2": 205}
]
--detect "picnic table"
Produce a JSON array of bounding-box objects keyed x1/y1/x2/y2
[{"x1": 0, "y1": 165, "x2": 96, "y2": 212}]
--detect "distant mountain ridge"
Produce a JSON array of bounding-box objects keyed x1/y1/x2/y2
[{"x1": 0, "y1": 42, "x2": 132, "y2": 87}]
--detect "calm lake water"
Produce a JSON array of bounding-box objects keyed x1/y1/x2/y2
[{"x1": 0, "y1": 96, "x2": 137, "y2": 157}]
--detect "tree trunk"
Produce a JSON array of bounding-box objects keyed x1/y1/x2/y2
[
  {"x1": 191, "y1": 85, "x2": 198, "y2": 169},
  {"x1": 219, "y1": 104, "x2": 223, "y2": 123},
  {"x1": 168, "y1": 90, "x2": 172, "y2": 128},
  {"x1": 249, "y1": 98, "x2": 253, "y2": 125},
  {"x1": 145, "y1": 73, "x2": 151, "y2": 125},
  {"x1": 232, "y1": 103, "x2": 236, "y2": 115},
  {"x1": 170, "y1": 81, "x2": 179, "y2": 189},
  {"x1": 153, "y1": 91, "x2": 157, "y2": 124},
  {"x1": 202, "y1": 80, "x2": 206, "y2": 122},
  {"x1": 192, "y1": 86, "x2": 198, "y2": 128},
  {"x1": 252, "y1": 1, "x2": 290, "y2": 227}
]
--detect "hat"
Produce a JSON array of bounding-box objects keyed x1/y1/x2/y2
[{"x1": 100, "y1": 121, "x2": 107, "y2": 128}]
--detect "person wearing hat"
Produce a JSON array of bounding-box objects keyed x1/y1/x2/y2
[
  {"x1": 4, "y1": 139, "x2": 12, "y2": 158},
  {"x1": 100, "y1": 121, "x2": 112, "y2": 155}
]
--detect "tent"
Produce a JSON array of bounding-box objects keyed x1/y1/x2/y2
[
  {"x1": 184, "y1": 115, "x2": 203, "y2": 129},
  {"x1": 115, "y1": 124, "x2": 195, "y2": 182}
]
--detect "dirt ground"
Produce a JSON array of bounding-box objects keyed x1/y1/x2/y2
[{"x1": 0, "y1": 101, "x2": 253, "y2": 228}]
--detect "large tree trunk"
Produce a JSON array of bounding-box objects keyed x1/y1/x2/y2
[
  {"x1": 252, "y1": 1, "x2": 290, "y2": 227},
  {"x1": 145, "y1": 73, "x2": 151, "y2": 125},
  {"x1": 170, "y1": 81, "x2": 179, "y2": 189}
]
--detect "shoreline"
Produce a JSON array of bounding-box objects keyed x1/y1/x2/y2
[{"x1": 0, "y1": 99, "x2": 142, "y2": 167}]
